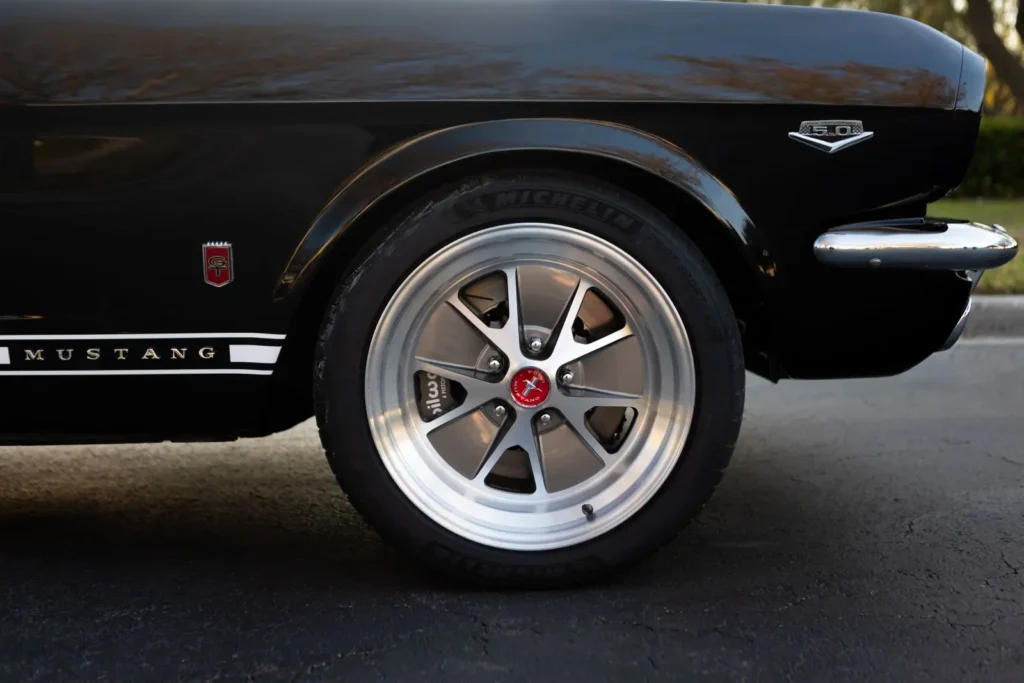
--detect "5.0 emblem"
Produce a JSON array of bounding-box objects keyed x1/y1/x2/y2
[
  {"x1": 789, "y1": 120, "x2": 873, "y2": 154},
  {"x1": 203, "y1": 242, "x2": 233, "y2": 287}
]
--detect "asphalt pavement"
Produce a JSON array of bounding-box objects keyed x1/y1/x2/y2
[{"x1": 1, "y1": 340, "x2": 1023, "y2": 683}]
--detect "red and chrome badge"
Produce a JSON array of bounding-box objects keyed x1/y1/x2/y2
[
  {"x1": 203, "y1": 242, "x2": 233, "y2": 287},
  {"x1": 509, "y1": 367, "x2": 551, "y2": 408}
]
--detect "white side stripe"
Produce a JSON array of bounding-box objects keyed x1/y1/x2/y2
[
  {"x1": 0, "y1": 332, "x2": 286, "y2": 341},
  {"x1": 229, "y1": 345, "x2": 282, "y2": 364},
  {"x1": 0, "y1": 369, "x2": 273, "y2": 377},
  {"x1": 0, "y1": 347, "x2": 8, "y2": 365}
]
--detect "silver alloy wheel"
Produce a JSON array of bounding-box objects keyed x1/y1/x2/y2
[{"x1": 365, "y1": 223, "x2": 697, "y2": 551}]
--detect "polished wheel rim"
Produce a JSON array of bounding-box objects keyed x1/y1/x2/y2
[{"x1": 365, "y1": 223, "x2": 696, "y2": 551}]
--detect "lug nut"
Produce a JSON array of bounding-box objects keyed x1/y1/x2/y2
[
  {"x1": 528, "y1": 337, "x2": 544, "y2": 353},
  {"x1": 494, "y1": 404, "x2": 507, "y2": 418},
  {"x1": 560, "y1": 370, "x2": 574, "y2": 385},
  {"x1": 487, "y1": 357, "x2": 502, "y2": 371},
  {"x1": 539, "y1": 413, "x2": 552, "y2": 425}
]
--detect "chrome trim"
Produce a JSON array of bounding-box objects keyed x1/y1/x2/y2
[
  {"x1": 939, "y1": 297, "x2": 972, "y2": 352},
  {"x1": 789, "y1": 120, "x2": 874, "y2": 154},
  {"x1": 788, "y1": 131, "x2": 874, "y2": 154},
  {"x1": 814, "y1": 220, "x2": 1018, "y2": 270}
]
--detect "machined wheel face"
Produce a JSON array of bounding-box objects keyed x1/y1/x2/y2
[{"x1": 365, "y1": 223, "x2": 697, "y2": 551}]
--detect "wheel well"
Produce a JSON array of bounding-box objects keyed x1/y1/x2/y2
[{"x1": 268, "y1": 150, "x2": 768, "y2": 425}]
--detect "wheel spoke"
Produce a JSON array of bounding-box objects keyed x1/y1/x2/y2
[
  {"x1": 579, "y1": 325, "x2": 634, "y2": 357},
  {"x1": 557, "y1": 406, "x2": 612, "y2": 464},
  {"x1": 414, "y1": 357, "x2": 506, "y2": 406},
  {"x1": 548, "y1": 280, "x2": 590, "y2": 359},
  {"x1": 426, "y1": 405, "x2": 504, "y2": 479},
  {"x1": 415, "y1": 299, "x2": 502, "y2": 372},
  {"x1": 571, "y1": 333, "x2": 644, "y2": 397},
  {"x1": 444, "y1": 296, "x2": 514, "y2": 353},
  {"x1": 474, "y1": 415, "x2": 545, "y2": 493},
  {"x1": 515, "y1": 265, "x2": 580, "y2": 344},
  {"x1": 424, "y1": 398, "x2": 487, "y2": 430},
  {"x1": 535, "y1": 419, "x2": 605, "y2": 493},
  {"x1": 503, "y1": 266, "x2": 524, "y2": 352},
  {"x1": 546, "y1": 277, "x2": 636, "y2": 367},
  {"x1": 551, "y1": 325, "x2": 634, "y2": 368},
  {"x1": 554, "y1": 385, "x2": 644, "y2": 410},
  {"x1": 413, "y1": 356, "x2": 478, "y2": 379},
  {"x1": 523, "y1": 433, "x2": 548, "y2": 496},
  {"x1": 445, "y1": 267, "x2": 524, "y2": 358},
  {"x1": 572, "y1": 393, "x2": 644, "y2": 410},
  {"x1": 546, "y1": 391, "x2": 641, "y2": 459}
]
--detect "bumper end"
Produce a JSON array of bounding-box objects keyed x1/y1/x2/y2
[{"x1": 813, "y1": 218, "x2": 1017, "y2": 271}]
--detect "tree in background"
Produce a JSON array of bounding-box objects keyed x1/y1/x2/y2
[
  {"x1": 961, "y1": 0, "x2": 1024, "y2": 113},
  {"x1": 746, "y1": 0, "x2": 1024, "y2": 114}
]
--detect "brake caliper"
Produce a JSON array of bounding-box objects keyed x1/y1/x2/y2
[{"x1": 416, "y1": 372, "x2": 457, "y2": 420}]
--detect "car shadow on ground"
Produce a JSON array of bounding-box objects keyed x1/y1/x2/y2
[
  {"x1": 2, "y1": 407, "x2": 1021, "y2": 683},
  {"x1": 0, "y1": 427, "x2": 867, "y2": 598}
]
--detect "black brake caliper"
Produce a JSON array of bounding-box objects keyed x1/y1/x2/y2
[{"x1": 416, "y1": 371, "x2": 458, "y2": 421}]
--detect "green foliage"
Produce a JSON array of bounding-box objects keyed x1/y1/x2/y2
[
  {"x1": 743, "y1": 1, "x2": 971, "y2": 43},
  {"x1": 955, "y1": 118, "x2": 1024, "y2": 198},
  {"x1": 820, "y1": 0, "x2": 971, "y2": 45}
]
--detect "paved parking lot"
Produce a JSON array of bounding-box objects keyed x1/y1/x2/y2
[{"x1": 1, "y1": 341, "x2": 1023, "y2": 682}]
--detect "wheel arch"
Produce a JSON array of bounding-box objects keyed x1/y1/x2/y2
[
  {"x1": 269, "y1": 120, "x2": 779, "y2": 421},
  {"x1": 275, "y1": 118, "x2": 775, "y2": 301}
]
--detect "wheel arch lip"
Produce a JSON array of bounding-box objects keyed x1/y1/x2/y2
[{"x1": 271, "y1": 118, "x2": 777, "y2": 302}]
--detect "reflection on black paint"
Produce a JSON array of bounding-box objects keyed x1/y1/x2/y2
[
  {"x1": 0, "y1": 0, "x2": 965, "y2": 108},
  {"x1": 32, "y1": 135, "x2": 195, "y2": 191}
]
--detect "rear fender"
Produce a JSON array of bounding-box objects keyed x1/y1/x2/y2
[{"x1": 273, "y1": 118, "x2": 776, "y2": 302}]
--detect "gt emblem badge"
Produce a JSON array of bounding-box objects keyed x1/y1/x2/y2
[
  {"x1": 789, "y1": 120, "x2": 873, "y2": 154},
  {"x1": 203, "y1": 242, "x2": 233, "y2": 287},
  {"x1": 510, "y1": 367, "x2": 551, "y2": 408}
]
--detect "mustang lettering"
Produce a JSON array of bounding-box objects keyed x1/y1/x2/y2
[{"x1": 20, "y1": 346, "x2": 217, "y2": 361}]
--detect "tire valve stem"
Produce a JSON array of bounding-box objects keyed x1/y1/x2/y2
[{"x1": 582, "y1": 503, "x2": 594, "y2": 520}]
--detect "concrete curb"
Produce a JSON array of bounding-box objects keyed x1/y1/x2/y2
[{"x1": 964, "y1": 295, "x2": 1024, "y2": 338}]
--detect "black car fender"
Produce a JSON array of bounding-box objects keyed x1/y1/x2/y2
[{"x1": 273, "y1": 118, "x2": 777, "y2": 304}]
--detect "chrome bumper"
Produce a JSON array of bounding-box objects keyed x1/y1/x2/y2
[{"x1": 813, "y1": 218, "x2": 1018, "y2": 271}]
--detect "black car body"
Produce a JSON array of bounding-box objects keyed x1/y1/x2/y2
[{"x1": 0, "y1": 0, "x2": 1017, "y2": 584}]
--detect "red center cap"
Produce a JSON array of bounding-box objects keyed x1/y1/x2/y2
[{"x1": 509, "y1": 367, "x2": 551, "y2": 408}]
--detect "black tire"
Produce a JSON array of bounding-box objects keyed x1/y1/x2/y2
[{"x1": 314, "y1": 170, "x2": 745, "y2": 587}]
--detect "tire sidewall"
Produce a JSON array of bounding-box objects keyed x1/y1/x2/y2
[{"x1": 316, "y1": 171, "x2": 744, "y2": 584}]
